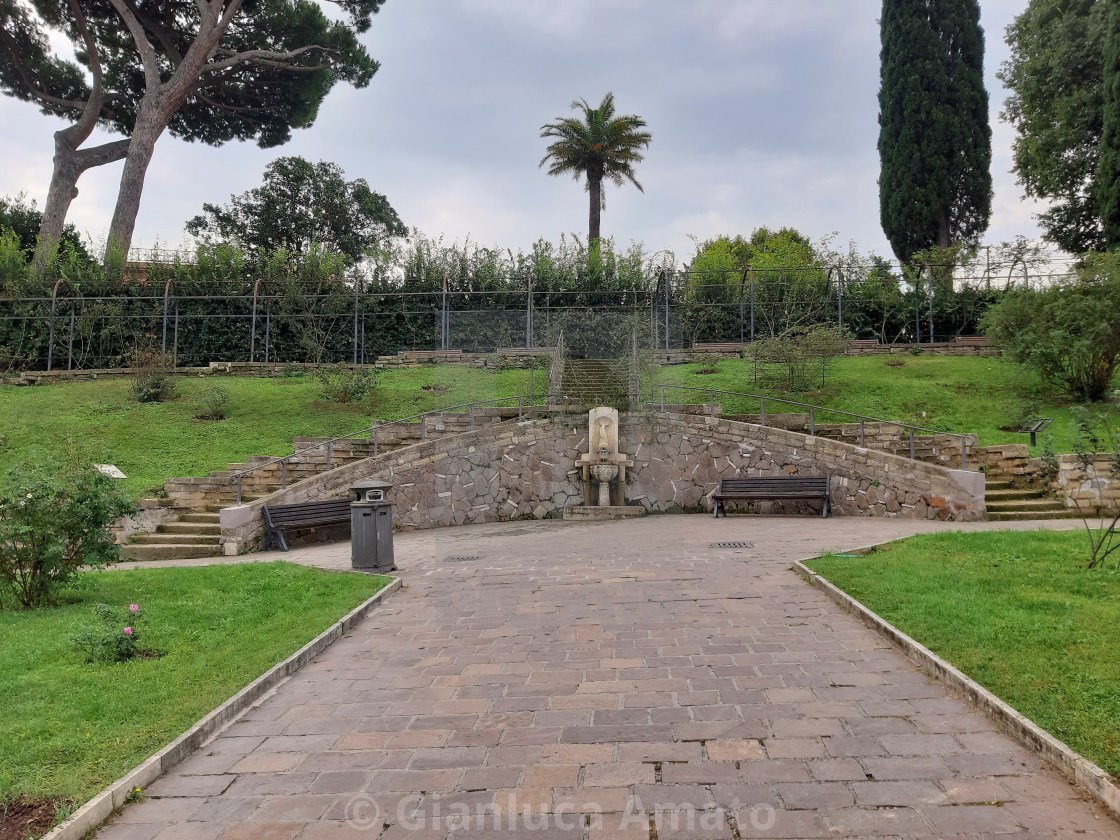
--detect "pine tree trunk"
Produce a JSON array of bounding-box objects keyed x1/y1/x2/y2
[
  {"x1": 35, "y1": 131, "x2": 130, "y2": 270},
  {"x1": 107, "y1": 116, "x2": 164, "y2": 257},
  {"x1": 588, "y1": 173, "x2": 602, "y2": 244}
]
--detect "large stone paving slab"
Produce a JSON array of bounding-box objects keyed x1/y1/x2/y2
[{"x1": 98, "y1": 516, "x2": 1120, "y2": 839}]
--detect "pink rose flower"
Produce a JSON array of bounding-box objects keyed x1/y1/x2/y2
[
  {"x1": 129, "y1": 604, "x2": 139, "y2": 613},
  {"x1": 123, "y1": 627, "x2": 133, "y2": 635}
]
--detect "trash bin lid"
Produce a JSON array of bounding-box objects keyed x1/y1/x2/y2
[{"x1": 350, "y1": 478, "x2": 392, "y2": 498}]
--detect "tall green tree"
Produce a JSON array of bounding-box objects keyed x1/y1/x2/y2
[
  {"x1": 0, "y1": 0, "x2": 384, "y2": 261},
  {"x1": 1098, "y1": 0, "x2": 1120, "y2": 247},
  {"x1": 539, "y1": 92, "x2": 651, "y2": 245},
  {"x1": 999, "y1": 0, "x2": 1106, "y2": 253},
  {"x1": 187, "y1": 157, "x2": 405, "y2": 262},
  {"x1": 878, "y1": 0, "x2": 992, "y2": 264}
]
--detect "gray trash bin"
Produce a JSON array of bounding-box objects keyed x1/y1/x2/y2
[{"x1": 350, "y1": 479, "x2": 396, "y2": 571}]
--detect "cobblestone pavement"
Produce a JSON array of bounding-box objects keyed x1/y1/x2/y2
[{"x1": 100, "y1": 516, "x2": 1120, "y2": 839}]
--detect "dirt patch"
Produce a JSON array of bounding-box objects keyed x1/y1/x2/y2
[{"x1": 0, "y1": 796, "x2": 65, "y2": 840}]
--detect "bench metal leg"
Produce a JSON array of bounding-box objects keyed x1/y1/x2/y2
[{"x1": 822, "y1": 497, "x2": 831, "y2": 519}]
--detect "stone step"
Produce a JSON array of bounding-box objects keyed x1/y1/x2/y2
[
  {"x1": 120, "y1": 543, "x2": 225, "y2": 561},
  {"x1": 986, "y1": 499, "x2": 1066, "y2": 513},
  {"x1": 985, "y1": 488, "x2": 1047, "y2": 502},
  {"x1": 179, "y1": 512, "x2": 221, "y2": 523},
  {"x1": 985, "y1": 479, "x2": 1014, "y2": 491},
  {"x1": 158, "y1": 522, "x2": 221, "y2": 535},
  {"x1": 129, "y1": 534, "x2": 221, "y2": 546},
  {"x1": 987, "y1": 510, "x2": 1082, "y2": 521}
]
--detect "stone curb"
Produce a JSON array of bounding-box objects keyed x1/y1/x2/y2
[
  {"x1": 792, "y1": 559, "x2": 1120, "y2": 820},
  {"x1": 41, "y1": 576, "x2": 403, "y2": 840}
]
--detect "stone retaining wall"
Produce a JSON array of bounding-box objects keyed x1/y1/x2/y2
[
  {"x1": 220, "y1": 411, "x2": 985, "y2": 552},
  {"x1": 1057, "y1": 454, "x2": 1120, "y2": 513}
]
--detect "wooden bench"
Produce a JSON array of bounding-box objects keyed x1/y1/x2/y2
[
  {"x1": 398, "y1": 349, "x2": 462, "y2": 358},
  {"x1": 263, "y1": 498, "x2": 352, "y2": 551},
  {"x1": 851, "y1": 339, "x2": 881, "y2": 349},
  {"x1": 693, "y1": 342, "x2": 747, "y2": 352},
  {"x1": 954, "y1": 335, "x2": 989, "y2": 347},
  {"x1": 712, "y1": 475, "x2": 831, "y2": 519}
]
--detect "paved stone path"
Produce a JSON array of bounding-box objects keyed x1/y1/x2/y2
[{"x1": 100, "y1": 516, "x2": 1120, "y2": 839}]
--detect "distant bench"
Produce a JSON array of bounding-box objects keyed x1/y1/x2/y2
[
  {"x1": 954, "y1": 336, "x2": 989, "y2": 347},
  {"x1": 263, "y1": 498, "x2": 351, "y2": 551},
  {"x1": 398, "y1": 350, "x2": 462, "y2": 359},
  {"x1": 712, "y1": 475, "x2": 831, "y2": 519},
  {"x1": 693, "y1": 343, "x2": 747, "y2": 353},
  {"x1": 851, "y1": 339, "x2": 881, "y2": 350}
]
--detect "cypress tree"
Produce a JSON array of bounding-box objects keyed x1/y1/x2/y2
[
  {"x1": 878, "y1": 0, "x2": 993, "y2": 263},
  {"x1": 1098, "y1": 0, "x2": 1120, "y2": 248}
]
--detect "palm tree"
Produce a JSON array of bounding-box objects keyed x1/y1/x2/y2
[{"x1": 539, "y1": 92, "x2": 652, "y2": 244}]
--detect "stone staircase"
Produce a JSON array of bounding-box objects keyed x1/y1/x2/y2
[
  {"x1": 984, "y1": 477, "x2": 1078, "y2": 521},
  {"x1": 559, "y1": 359, "x2": 631, "y2": 410},
  {"x1": 121, "y1": 410, "x2": 515, "y2": 561}
]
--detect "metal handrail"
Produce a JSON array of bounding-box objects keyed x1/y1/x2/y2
[
  {"x1": 228, "y1": 394, "x2": 535, "y2": 505},
  {"x1": 651, "y1": 383, "x2": 973, "y2": 470}
]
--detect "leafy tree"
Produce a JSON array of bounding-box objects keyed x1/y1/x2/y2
[
  {"x1": 878, "y1": 0, "x2": 992, "y2": 263},
  {"x1": 539, "y1": 92, "x2": 652, "y2": 244},
  {"x1": 1099, "y1": 0, "x2": 1120, "y2": 247},
  {"x1": 0, "y1": 0, "x2": 384, "y2": 260},
  {"x1": 0, "y1": 193, "x2": 90, "y2": 263},
  {"x1": 187, "y1": 157, "x2": 405, "y2": 262},
  {"x1": 999, "y1": 0, "x2": 1107, "y2": 253},
  {"x1": 982, "y1": 251, "x2": 1120, "y2": 401}
]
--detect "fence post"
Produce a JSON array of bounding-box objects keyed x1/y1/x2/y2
[
  {"x1": 659, "y1": 385, "x2": 665, "y2": 413},
  {"x1": 909, "y1": 427, "x2": 915, "y2": 460},
  {"x1": 236, "y1": 475, "x2": 242, "y2": 506},
  {"x1": 173, "y1": 304, "x2": 179, "y2": 367},
  {"x1": 709, "y1": 391, "x2": 714, "y2": 417},
  {"x1": 326, "y1": 441, "x2": 332, "y2": 471},
  {"x1": 421, "y1": 416, "x2": 427, "y2": 441},
  {"x1": 353, "y1": 276, "x2": 360, "y2": 365},
  {"x1": 373, "y1": 425, "x2": 379, "y2": 457},
  {"x1": 264, "y1": 302, "x2": 270, "y2": 364},
  {"x1": 961, "y1": 437, "x2": 968, "y2": 470},
  {"x1": 760, "y1": 397, "x2": 766, "y2": 427},
  {"x1": 67, "y1": 307, "x2": 75, "y2": 371},
  {"x1": 810, "y1": 408, "x2": 815, "y2": 436},
  {"x1": 470, "y1": 405, "x2": 475, "y2": 431},
  {"x1": 518, "y1": 397, "x2": 523, "y2": 422},
  {"x1": 860, "y1": 419, "x2": 865, "y2": 448},
  {"x1": 250, "y1": 279, "x2": 259, "y2": 363},
  {"x1": 281, "y1": 459, "x2": 287, "y2": 490}
]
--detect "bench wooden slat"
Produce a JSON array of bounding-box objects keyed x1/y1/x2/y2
[
  {"x1": 263, "y1": 498, "x2": 352, "y2": 551},
  {"x1": 712, "y1": 474, "x2": 831, "y2": 519}
]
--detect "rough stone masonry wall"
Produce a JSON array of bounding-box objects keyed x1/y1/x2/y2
[
  {"x1": 221, "y1": 412, "x2": 985, "y2": 552},
  {"x1": 1057, "y1": 454, "x2": 1120, "y2": 513}
]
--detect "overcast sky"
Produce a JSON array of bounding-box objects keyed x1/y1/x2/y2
[{"x1": 0, "y1": 0, "x2": 1046, "y2": 264}]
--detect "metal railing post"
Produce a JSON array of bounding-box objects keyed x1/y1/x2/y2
[
  {"x1": 373, "y1": 425, "x2": 379, "y2": 457},
  {"x1": 326, "y1": 441, "x2": 332, "y2": 471},
  {"x1": 281, "y1": 460, "x2": 287, "y2": 490},
  {"x1": 709, "y1": 391, "x2": 714, "y2": 417},
  {"x1": 760, "y1": 397, "x2": 766, "y2": 427},
  {"x1": 859, "y1": 419, "x2": 865, "y2": 447},
  {"x1": 909, "y1": 427, "x2": 915, "y2": 460},
  {"x1": 470, "y1": 405, "x2": 475, "y2": 431},
  {"x1": 961, "y1": 437, "x2": 968, "y2": 470},
  {"x1": 236, "y1": 475, "x2": 242, "y2": 506},
  {"x1": 810, "y1": 408, "x2": 815, "y2": 436},
  {"x1": 421, "y1": 415, "x2": 427, "y2": 441},
  {"x1": 518, "y1": 397, "x2": 523, "y2": 422},
  {"x1": 660, "y1": 385, "x2": 665, "y2": 412}
]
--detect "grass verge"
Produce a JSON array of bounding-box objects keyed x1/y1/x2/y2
[
  {"x1": 806, "y1": 530, "x2": 1120, "y2": 776},
  {"x1": 654, "y1": 354, "x2": 1120, "y2": 453},
  {"x1": 0, "y1": 563, "x2": 389, "y2": 805}
]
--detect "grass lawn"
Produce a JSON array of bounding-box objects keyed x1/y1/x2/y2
[
  {"x1": 806, "y1": 530, "x2": 1120, "y2": 776},
  {"x1": 0, "y1": 563, "x2": 389, "y2": 805},
  {"x1": 654, "y1": 354, "x2": 1120, "y2": 453},
  {"x1": 0, "y1": 366, "x2": 535, "y2": 496}
]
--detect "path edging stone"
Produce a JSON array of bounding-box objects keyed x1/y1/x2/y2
[
  {"x1": 40, "y1": 576, "x2": 402, "y2": 840},
  {"x1": 792, "y1": 559, "x2": 1120, "y2": 819}
]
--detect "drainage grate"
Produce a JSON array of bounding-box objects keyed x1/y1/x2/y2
[
  {"x1": 711, "y1": 541, "x2": 754, "y2": 550},
  {"x1": 443, "y1": 555, "x2": 481, "y2": 563}
]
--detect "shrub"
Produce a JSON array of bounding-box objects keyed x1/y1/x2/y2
[
  {"x1": 983, "y1": 251, "x2": 1120, "y2": 402},
  {"x1": 0, "y1": 461, "x2": 137, "y2": 609},
  {"x1": 74, "y1": 602, "x2": 149, "y2": 663},
  {"x1": 129, "y1": 348, "x2": 176, "y2": 403},
  {"x1": 318, "y1": 364, "x2": 375, "y2": 404},
  {"x1": 196, "y1": 384, "x2": 230, "y2": 420}
]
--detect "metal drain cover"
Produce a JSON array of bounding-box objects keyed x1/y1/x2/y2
[
  {"x1": 443, "y1": 555, "x2": 481, "y2": 563},
  {"x1": 711, "y1": 541, "x2": 754, "y2": 549}
]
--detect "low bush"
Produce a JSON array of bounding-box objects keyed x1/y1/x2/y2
[
  {"x1": 196, "y1": 384, "x2": 230, "y2": 420},
  {"x1": 318, "y1": 364, "x2": 376, "y2": 405},
  {"x1": 0, "y1": 461, "x2": 137, "y2": 609},
  {"x1": 74, "y1": 602, "x2": 151, "y2": 663},
  {"x1": 128, "y1": 349, "x2": 176, "y2": 403}
]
